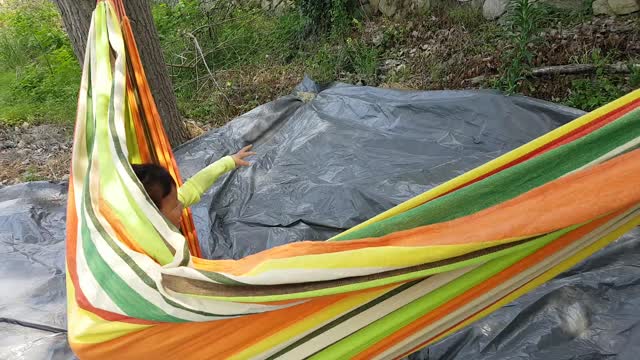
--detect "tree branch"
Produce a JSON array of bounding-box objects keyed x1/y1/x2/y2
[{"x1": 466, "y1": 63, "x2": 640, "y2": 84}]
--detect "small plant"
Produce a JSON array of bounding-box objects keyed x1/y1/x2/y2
[
  {"x1": 345, "y1": 38, "x2": 379, "y2": 84},
  {"x1": 22, "y1": 167, "x2": 45, "y2": 182},
  {"x1": 496, "y1": 0, "x2": 543, "y2": 94},
  {"x1": 296, "y1": 0, "x2": 354, "y2": 37}
]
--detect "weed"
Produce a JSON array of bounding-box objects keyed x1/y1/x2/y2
[
  {"x1": 21, "y1": 167, "x2": 46, "y2": 182},
  {"x1": 495, "y1": 0, "x2": 543, "y2": 94},
  {"x1": 447, "y1": 5, "x2": 485, "y2": 30}
]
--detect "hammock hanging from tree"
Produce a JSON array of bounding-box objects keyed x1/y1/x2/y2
[{"x1": 66, "y1": 1, "x2": 640, "y2": 359}]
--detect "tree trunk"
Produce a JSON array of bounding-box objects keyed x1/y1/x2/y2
[{"x1": 53, "y1": 0, "x2": 190, "y2": 147}]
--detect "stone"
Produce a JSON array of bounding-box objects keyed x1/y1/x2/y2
[
  {"x1": 472, "y1": 0, "x2": 485, "y2": 10},
  {"x1": 593, "y1": 0, "x2": 614, "y2": 14},
  {"x1": 369, "y1": 0, "x2": 381, "y2": 11},
  {"x1": 483, "y1": 0, "x2": 509, "y2": 20},
  {"x1": 372, "y1": 32, "x2": 384, "y2": 46},
  {"x1": 379, "y1": 0, "x2": 398, "y2": 17},
  {"x1": 608, "y1": 0, "x2": 640, "y2": 15},
  {"x1": 410, "y1": 0, "x2": 430, "y2": 12}
]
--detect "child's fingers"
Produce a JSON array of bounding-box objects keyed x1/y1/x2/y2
[{"x1": 241, "y1": 144, "x2": 253, "y2": 152}]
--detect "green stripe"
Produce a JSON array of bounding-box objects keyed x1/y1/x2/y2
[
  {"x1": 197, "y1": 270, "x2": 249, "y2": 285},
  {"x1": 265, "y1": 281, "x2": 421, "y2": 360},
  {"x1": 309, "y1": 226, "x2": 573, "y2": 359},
  {"x1": 81, "y1": 189, "x2": 185, "y2": 322},
  {"x1": 335, "y1": 108, "x2": 640, "y2": 241}
]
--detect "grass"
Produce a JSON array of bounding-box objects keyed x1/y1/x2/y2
[{"x1": 0, "y1": 71, "x2": 78, "y2": 126}]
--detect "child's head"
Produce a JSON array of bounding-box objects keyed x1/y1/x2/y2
[{"x1": 131, "y1": 164, "x2": 183, "y2": 227}]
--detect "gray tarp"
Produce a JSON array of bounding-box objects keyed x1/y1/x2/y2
[{"x1": 1, "y1": 79, "x2": 638, "y2": 359}]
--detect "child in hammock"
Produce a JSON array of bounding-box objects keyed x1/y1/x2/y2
[{"x1": 131, "y1": 145, "x2": 255, "y2": 227}]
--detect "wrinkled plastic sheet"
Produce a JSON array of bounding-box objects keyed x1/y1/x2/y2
[{"x1": 1, "y1": 80, "x2": 639, "y2": 359}]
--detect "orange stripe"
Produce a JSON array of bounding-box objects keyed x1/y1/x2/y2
[
  {"x1": 98, "y1": 192, "x2": 149, "y2": 255},
  {"x1": 126, "y1": 79, "x2": 152, "y2": 163},
  {"x1": 355, "y1": 210, "x2": 622, "y2": 359},
  {"x1": 192, "y1": 149, "x2": 640, "y2": 275},
  {"x1": 70, "y1": 287, "x2": 393, "y2": 359},
  {"x1": 121, "y1": 17, "x2": 201, "y2": 256}
]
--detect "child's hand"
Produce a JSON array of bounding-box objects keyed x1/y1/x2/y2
[{"x1": 231, "y1": 145, "x2": 256, "y2": 167}]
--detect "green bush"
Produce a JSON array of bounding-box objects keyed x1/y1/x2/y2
[
  {"x1": 152, "y1": 1, "x2": 307, "y2": 119},
  {"x1": 0, "y1": 0, "x2": 79, "y2": 125}
]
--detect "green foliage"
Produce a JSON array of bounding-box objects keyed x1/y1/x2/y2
[
  {"x1": 564, "y1": 49, "x2": 633, "y2": 111},
  {"x1": 305, "y1": 43, "x2": 344, "y2": 84},
  {"x1": 495, "y1": 0, "x2": 543, "y2": 94},
  {"x1": 564, "y1": 77, "x2": 624, "y2": 111},
  {"x1": 305, "y1": 38, "x2": 379, "y2": 85},
  {"x1": 0, "y1": 0, "x2": 79, "y2": 125},
  {"x1": 21, "y1": 166, "x2": 46, "y2": 182},
  {"x1": 447, "y1": 4, "x2": 485, "y2": 30},
  {"x1": 296, "y1": 0, "x2": 354, "y2": 37},
  {"x1": 345, "y1": 38, "x2": 379, "y2": 83},
  {"x1": 152, "y1": 1, "x2": 306, "y2": 119}
]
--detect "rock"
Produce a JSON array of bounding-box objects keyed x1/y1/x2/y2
[
  {"x1": 472, "y1": 0, "x2": 484, "y2": 10},
  {"x1": 372, "y1": 32, "x2": 384, "y2": 46},
  {"x1": 370, "y1": 0, "x2": 381, "y2": 11},
  {"x1": 379, "y1": 0, "x2": 398, "y2": 17},
  {"x1": 21, "y1": 122, "x2": 29, "y2": 129},
  {"x1": 18, "y1": 140, "x2": 26, "y2": 148},
  {"x1": 361, "y1": 3, "x2": 375, "y2": 16},
  {"x1": 608, "y1": 0, "x2": 640, "y2": 15},
  {"x1": 410, "y1": 0, "x2": 430, "y2": 12},
  {"x1": 483, "y1": 0, "x2": 509, "y2": 20},
  {"x1": 592, "y1": 0, "x2": 614, "y2": 15}
]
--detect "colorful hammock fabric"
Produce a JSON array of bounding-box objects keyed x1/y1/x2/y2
[{"x1": 66, "y1": 1, "x2": 640, "y2": 359}]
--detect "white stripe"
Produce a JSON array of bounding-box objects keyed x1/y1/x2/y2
[{"x1": 276, "y1": 266, "x2": 478, "y2": 360}]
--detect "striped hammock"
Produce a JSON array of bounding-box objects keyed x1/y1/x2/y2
[{"x1": 66, "y1": 1, "x2": 640, "y2": 359}]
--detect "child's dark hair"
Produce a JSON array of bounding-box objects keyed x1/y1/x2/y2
[{"x1": 131, "y1": 164, "x2": 176, "y2": 209}]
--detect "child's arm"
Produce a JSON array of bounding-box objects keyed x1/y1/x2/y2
[{"x1": 178, "y1": 145, "x2": 255, "y2": 207}]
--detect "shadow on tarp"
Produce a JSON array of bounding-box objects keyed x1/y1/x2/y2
[{"x1": 1, "y1": 79, "x2": 638, "y2": 359}]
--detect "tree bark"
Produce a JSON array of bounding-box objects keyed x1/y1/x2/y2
[{"x1": 53, "y1": 0, "x2": 189, "y2": 147}]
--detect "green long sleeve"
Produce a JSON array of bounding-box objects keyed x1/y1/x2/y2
[{"x1": 177, "y1": 156, "x2": 236, "y2": 207}]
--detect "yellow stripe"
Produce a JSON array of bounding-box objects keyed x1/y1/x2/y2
[
  {"x1": 66, "y1": 272, "x2": 151, "y2": 345},
  {"x1": 229, "y1": 285, "x2": 395, "y2": 360},
  {"x1": 424, "y1": 216, "x2": 640, "y2": 349},
  {"x1": 245, "y1": 237, "x2": 530, "y2": 276},
  {"x1": 332, "y1": 89, "x2": 640, "y2": 240}
]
